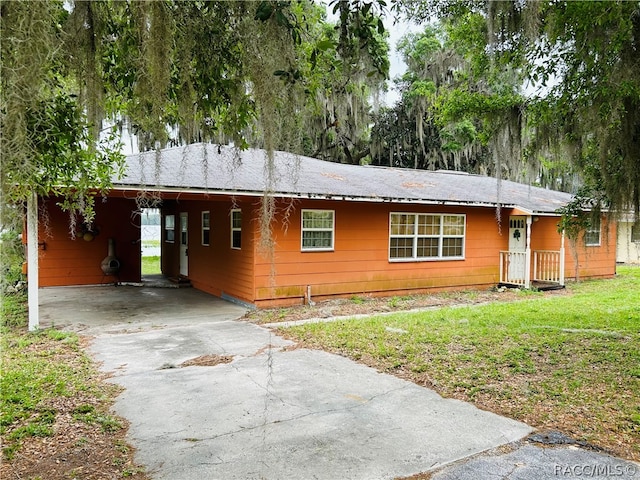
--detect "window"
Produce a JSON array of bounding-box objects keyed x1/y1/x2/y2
[
  {"x1": 231, "y1": 209, "x2": 242, "y2": 249},
  {"x1": 164, "y1": 214, "x2": 175, "y2": 243},
  {"x1": 584, "y1": 217, "x2": 601, "y2": 246},
  {"x1": 631, "y1": 224, "x2": 640, "y2": 243},
  {"x1": 202, "y1": 211, "x2": 210, "y2": 246},
  {"x1": 389, "y1": 213, "x2": 465, "y2": 260},
  {"x1": 180, "y1": 214, "x2": 188, "y2": 245},
  {"x1": 301, "y1": 210, "x2": 334, "y2": 251}
]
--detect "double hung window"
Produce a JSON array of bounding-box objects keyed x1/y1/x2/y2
[
  {"x1": 389, "y1": 213, "x2": 465, "y2": 260},
  {"x1": 584, "y1": 218, "x2": 600, "y2": 247},
  {"x1": 301, "y1": 210, "x2": 334, "y2": 251},
  {"x1": 202, "y1": 211, "x2": 210, "y2": 246},
  {"x1": 584, "y1": 217, "x2": 601, "y2": 246},
  {"x1": 231, "y1": 210, "x2": 242, "y2": 249},
  {"x1": 164, "y1": 215, "x2": 175, "y2": 243}
]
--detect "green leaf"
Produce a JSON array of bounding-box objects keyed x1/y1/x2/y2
[
  {"x1": 254, "y1": 2, "x2": 274, "y2": 21},
  {"x1": 316, "y1": 39, "x2": 334, "y2": 51},
  {"x1": 275, "y1": 10, "x2": 290, "y2": 28},
  {"x1": 310, "y1": 49, "x2": 317, "y2": 69}
]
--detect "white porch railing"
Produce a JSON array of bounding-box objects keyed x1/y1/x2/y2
[
  {"x1": 499, "y1": 251, "x2": 528, "y2": 287},
  {"x1": 500, "y1": 250, "x2": 565, "y2": 288},
  {"x1": 533, "y1": 250, "x2": 565, "y2": 286}
]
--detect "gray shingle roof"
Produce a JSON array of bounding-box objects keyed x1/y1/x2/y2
[{"x1": 116, "y1": 143, "x2": 572, "y2": 215}]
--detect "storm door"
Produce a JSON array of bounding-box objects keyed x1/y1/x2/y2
[{"x1": 508, "y1": 216, "x2": 527, "y2": 281}]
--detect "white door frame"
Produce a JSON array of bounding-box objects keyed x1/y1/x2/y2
[
  {"x1": 179, "y1": 212, "x2": 188, "y2": 277},
  {"x1": 508, "y1": 216, "x2": 529, "y2": 285}
]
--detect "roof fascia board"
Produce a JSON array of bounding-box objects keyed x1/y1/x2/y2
[
  {"x1": 510, "y1": 207, "x2": 534, "y2": 216},
  {"x1": 111, "y1": 185, "x2": 521, "y2": 210}
]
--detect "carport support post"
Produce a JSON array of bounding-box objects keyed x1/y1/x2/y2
[
  {"x1": 27, "y1": 191, "x2": 39, "y2": 331},
  {"x1": 524, "y1": 216, "x2": 532, "y2": 289},
  {"x1": 559, "y1": 229, "x2": 566, "y2": 286}
]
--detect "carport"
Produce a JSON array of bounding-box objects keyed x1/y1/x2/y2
[{"x1": 38, "y1": 283, "x2": 249, "y2": 335}]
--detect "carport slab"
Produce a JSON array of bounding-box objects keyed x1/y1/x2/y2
[
  {"x1": 91, "y1": 322, "x2": 532, "y2": 480},
  {"x1": 38, "y1": 285, "x2": 248, "y2": 334}
]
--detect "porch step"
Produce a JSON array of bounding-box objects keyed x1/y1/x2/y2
[
  {"x1": 498, "y1": 281, "x2": 565, "y2": 292},
  {"x1": 531, "y1": 281, "x2": 565, "y2": 291},
  {"x1": 140, "y1": 275, "x2": 192, "y2": 288},
  {"x1": 167, "y1": 276, "x2": 192, "y2": 287}
]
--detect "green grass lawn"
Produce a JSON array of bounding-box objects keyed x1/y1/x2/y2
[
  {"x1": 282, "y1": 266, "x2": 640, "y2": 461},
  {"x1": 0, "y1": 293, "x2": 146, "y2": 477},
  {"x1": 141, "y1": 255, "x2": 161, "y2": 275}
]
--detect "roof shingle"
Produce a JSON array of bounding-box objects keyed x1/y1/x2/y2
[{"x1": 116, "y1": 143, "x2": 572, "y2": 214}]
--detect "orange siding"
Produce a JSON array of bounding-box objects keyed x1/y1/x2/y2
[
  {"x1": 528, "y1": 214, "x2": 616, "y2": 281},
  {"x1": 35, "y1": 191, "x2": 617, "y2": 306},
  {"x1": 528, "y1": 216, "x2": 563, "y2": 251},
  {"x1": 36, "y1": 196, "x2": 141, "y2": 286},
  {"x1": 254, "y1": 200, "x2": 506, "y2": 307},
  {"x1": 565, "y1": 216, "x2": 617, "y2": 280},
  {"x1": 162, "y1": 199, "x2": 256, "y2": 305}
]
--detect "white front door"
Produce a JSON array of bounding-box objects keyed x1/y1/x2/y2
[
  {"x1": 179, "y1": 212, "x2": 188, "y2": 277},
  {"x1": 508, "y1": 216, "x2": 527, "y2": 281}
]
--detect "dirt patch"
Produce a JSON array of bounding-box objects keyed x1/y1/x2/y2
[
  {"x1": 0, "y1": 337, "x2": 148, "y2": 480},
  {"x1": 244, "y1": 287, "x2": 570, "y2": 325},
  {"x1": 179, "y1": 354, "x2": 234, "y2": 367},
  {"x1": 2, "y1": 413, "x2": 145, "y2": 480}
]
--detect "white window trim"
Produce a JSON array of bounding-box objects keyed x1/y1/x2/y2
[
  {"x1": 584, "y1": 218, "x2": 601, "y2": 247},
  {"x1": 231, "y1": 209, "x2": 242, "y2": 250},
  {"x1": 301, "y1": 209, "x2": 335, "y2": 252},
  {"x1": 388, "y1": 212, "x2": 466, "y2": 261},
  {"x1": 165, "y1": 214, "x2": 175, "y2": 243},
  {"x1": 201, "y1": 211, "x2": 210, "y2": 246}
]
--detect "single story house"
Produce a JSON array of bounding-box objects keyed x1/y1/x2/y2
[{"x1": 29, "y1": 143, "x2": 616, "y2": 309}]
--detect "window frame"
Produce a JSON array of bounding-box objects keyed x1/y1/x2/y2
[
  {"x1": 230, "y1": 209, "x2": 242, "y2": 250},
  {"x1": 301, "y1": 209, "x2": 335, "y2": 252},
  {"x1": 164, "y1": 214, "x2": 175, "y2": 243},
  {"x1": 389, "y1": 212, "x2": 466, "y2": 261},
  {"x1": 584, "y1": 217, "x2": 602, "y2": 247},
  {"x1": 201, "y1": 211, "x2": 210, "y2": 246}
]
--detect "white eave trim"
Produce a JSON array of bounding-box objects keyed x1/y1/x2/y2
[{"x1": 110, "y1": 184, "x2": 563, "y2": 215}]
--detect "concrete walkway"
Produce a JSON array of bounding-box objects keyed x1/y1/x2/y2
[{"x1": 40, "y1": 285, "x2": 639, "y2": 480}]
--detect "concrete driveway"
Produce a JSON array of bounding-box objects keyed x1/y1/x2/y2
[{"x1": 41, "y1": 285, "x2": 639, "y2": 480}]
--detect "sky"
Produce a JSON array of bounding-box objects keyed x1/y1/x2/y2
[
  {"x1": 320, "y1": 0, "x2": 423, "y2": 106},
  {"x1": 383, "y1": 18, "x2": 422, "y2": 105}
]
